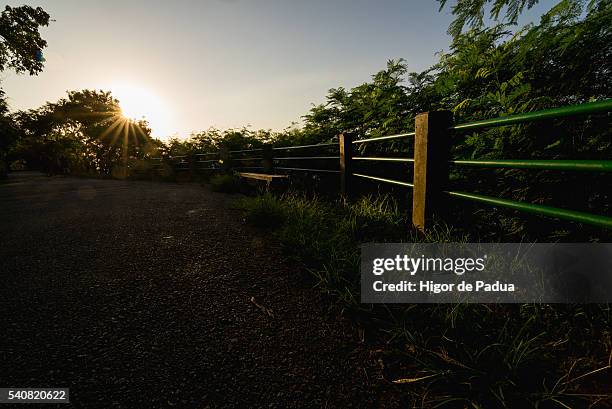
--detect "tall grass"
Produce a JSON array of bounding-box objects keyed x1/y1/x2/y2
[{"x1": 236, "y1": 192, "x2": 612, "y2": 408}]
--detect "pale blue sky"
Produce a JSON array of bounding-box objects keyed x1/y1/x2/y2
[{"x1": 2, "y1": 0, "x2": 554, "y2": 138}]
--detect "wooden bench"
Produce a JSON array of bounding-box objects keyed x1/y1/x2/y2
[{"x1": 237, "y1": 172, "x2": 289, "y2": 190}]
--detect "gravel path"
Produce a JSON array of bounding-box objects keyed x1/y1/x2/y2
[{"x1": 0, "y1": 172, "x2": 394, "y2": 408}]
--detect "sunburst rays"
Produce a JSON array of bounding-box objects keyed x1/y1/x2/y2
[
  {"x1": 89, "y1": 110, "x2": 150, "y2": 179},
  {"x1": 109, "y1": 84, "x2": 170, "y2": 137},
  {"x1": 97, "y1": 111, "x2": 148, "y2": 149}
]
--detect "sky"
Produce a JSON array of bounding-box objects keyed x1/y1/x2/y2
[{"x1": 2, "y1": 0, "x2": 555, "y2": 139}]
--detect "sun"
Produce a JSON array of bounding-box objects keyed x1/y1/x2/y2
[{"x1": 110, "y1": 84, "x2": 172, "y2": 138}]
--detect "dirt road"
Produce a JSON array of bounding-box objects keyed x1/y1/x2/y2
[{"x1": 0, "y1": 173, "x2": 392, "y2": 408}]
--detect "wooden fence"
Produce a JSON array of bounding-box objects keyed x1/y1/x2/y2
[{"x1": 150, "y1": 99, "x2": 612, "y2": 232}]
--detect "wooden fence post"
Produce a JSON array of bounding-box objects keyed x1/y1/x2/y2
[
  {"x1": 412, "y1": 111, "x2": 453, "y2": 232},
  {"x1": 262, "y1": 144, "x2": 273, "y2": 174},
  {"x1": 219, "y1": 146, "x2": 231, "y2": 173},
  {"x1": 339, "y1": 133, "x2": 353, "y2": 196},
  {"x1": 188, "y1": 154, "x2": 195, "y2": 180}
]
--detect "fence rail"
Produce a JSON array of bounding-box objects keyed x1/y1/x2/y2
[
  {"x1": 272, "y1": 142, "x2": 337, "y2": 150},
  {"x1": 353, "y1": 157, "x2": 414, "y2": 163},
  {"x1": 353, "y1": 173, "x2": 414, "y2": 187},
  {"x1": 275, "y1": 167, "x2": 340, "y2": 173},
  {"x1": 451, "y1": 159, "x2": 612, "y2": 172},
  {"x1": 452, "y1": 99, "x2": 612, "y2": 131},
  {"x1": 150, "y1": 98, "x2": 612, "y2": 231},
  {"x1": 274, "y1": 156, "x2": 338, "y2": 161},
  {"x1": 444, "y1": 190, "x2": 612, "y2": 229},
  {"x1": 352, "y1": 132, "x2": 415, "y2": 144}
]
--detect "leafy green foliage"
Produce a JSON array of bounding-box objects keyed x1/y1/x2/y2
[
  {"x1": 438, "y1": 0, "x2": 541, "y2": 37},
  {"x1": 303, "y1": 59, "x2": 413, "y2": 142},
  {"x1": 436, "y1": 0, "x2": 602, "y2": 39},
  {"x1": 161, "y1": 127, "x2": 275, "y2": 158}
]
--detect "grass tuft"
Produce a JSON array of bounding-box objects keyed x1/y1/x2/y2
[
  {"x1": 209, "y1": 173, "x2": 241, "y2": 193},
  {"x1": 237, "y1": 192, "x2": 286, "y2": 229}
]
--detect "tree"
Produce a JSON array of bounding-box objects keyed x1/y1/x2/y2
[
  {"x1": 437, "y1": 0, "x2": 541, "y2": 37},
  {"x1": 0, "y1": 5, "x2": 50, "y2": 75},
  {"x1": 437, "y1": 0, "x2": 600, "y2": 38},
  {"x1": 12, "y1": 90, "x2": 155, "y2": 177},
  {"x1": 302, "y1": 59, "x2": 411, "y2": 142},
  {"x1": 0, "y1": 89, "x2": 19, "y2": 155},
  {"x1": 0, "y1": 5, "x2": 50, "y2": 177}
]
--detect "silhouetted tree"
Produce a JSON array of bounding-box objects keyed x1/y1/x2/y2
[
  {"x1": 13, "y1": 90, "x2": 155, "y2": 177},
  {"x1": 0, "y1": 5, "x2": 50, "y2": 177}
]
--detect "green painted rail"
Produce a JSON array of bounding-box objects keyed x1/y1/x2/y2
[
  {"x1": 444, "y1": 190, "x2": 612, "y2": 229},
  {"x1": 452, "y1": 99, "x2": 612, "y2": 131},
  {"x1": 451, "y1": 159, "x2": 612, "y2": 172}
]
